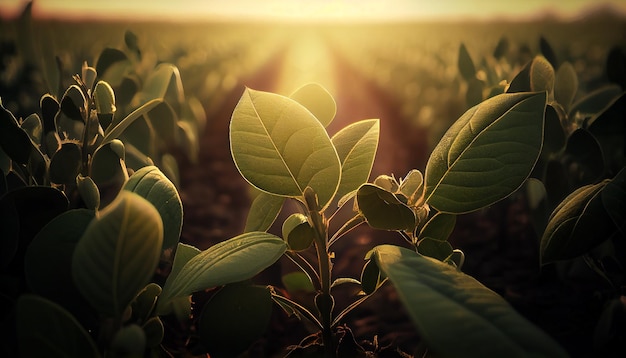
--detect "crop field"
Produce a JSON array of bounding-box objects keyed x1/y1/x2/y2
[{"x1": 1, "y1": 10, "x2": 625, "y2": 357}]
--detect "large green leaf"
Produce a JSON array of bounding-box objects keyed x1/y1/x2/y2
[
  {"x1": 331, "y1": 119, "x2": 380, "y2": 206},
  {"x1": 244, "y1": 191, "x2": 285, "y2": 232},
  {"x1": 289, "y1": 83, "x2": 336, "y2": 127},
  {"x1": 369, "y1": 245, "x2": 568, "y2": 358},
  {"x1": 17, "y1": 294, "x2": 99, "y2": 358},
  {"x1": 356, "y1": 184, "x2": 415, "y2": 231},
  {"x1": 230, "y1": 88, "x2": 341, "y2": 209},
  {"x1": 24, "y1": 209, "x2": 94, "y2": 307},
  {"x1": 199, "y1": 283, "x2": 273, "y2": 358},
  {"x1": 124, "y1": 166, "x2": 182, "y2": 249},
  {"x1": 159, "y1": 232, "x2": 286, "y2": 306},
  {"x1": 72, "y1": 191, "x2": 163, "y2": 316},
  {"x1": 424, "y1": 92, "x2": 546, "y2": 213},
  {"x1": 540, "y1": 181, "x2": 617, "y2": 264}
]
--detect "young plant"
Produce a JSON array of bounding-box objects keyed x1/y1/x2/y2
[
  {"x1": 10, "y1": 166, "x2": 286, "y2": 357},
  {"x1": 228, "y1": 83, "x2": 568, "y2": 357},
  {"x1": 0, "y1": 70, "x2": 284, "y2": 356}
]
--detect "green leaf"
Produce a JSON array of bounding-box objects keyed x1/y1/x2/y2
[
  {"x1": 159, "y1": 232, "x2": 286, "y2": 306},
  {"x1": 540, "y1": 181, "x2": 617, "y2": 263},
  {"x1": 0, "y1": 186, "x2": 68, "y2": 269},
  {"x1": 90, "y1": 140, "x2": 128, "y2": 205},
  {"x1": 40, "y1": 93, "x2": 59, "y2": 134},
  {"x1": 602, "y1": 168, "x2": 626, "y2": 234},
  {"x1": 93, "y1": 81, "x2": 116, "y2": 116},
  {"x1": 370, "y1": 245, "x2": 568, "y2": 358},
  {"x1": 289, "y1": 83, "x2": 337, "y2": 127},
  {"x1": 493, "y1": 37, "x2": 509, "y2": 60},
  {"x1": 373, "y1": 174, "x2": 399, "y2": 192},
  {"x1": 282, "y1": 213, "x2": 315, "y2": 251},
  {"x1": 417, "y1": 237, "x2": 454, "y2": 261},
  {"x1": 21, "y1": 113, "x2": 43, "y2": 145},
  {"x1": 156, "y1": 243, "x2": 200, "y2": 315},
  {"x1": 331, "y1": 119, "x2": 380, "y2": 205},
  {"x1": 111, "y1": 324, "x2": 145, "y2": 356},
  {"x1": 144, "y1": 100, "x2": 177, "y2": 145},
  {"x1": 199, "y1": 283, "x2": 273, "y2": 358},
  {"x1": 458, "y1": 43, "x2": 476, "y2": 81},
  {"x1": 60, "y1": 85, "x2": 86, "y2": 122},
  {"x1": 156, "y1": 242, "x2": 196, "y2": 316},
  {"x1": 507, "y1": 60, "x2": 532, "y2": 93},
  {"x1": 466, "y1": 77, "x2": 484, "y2": 108},
  {"x1": 76, "y1": 174, "x2": 100, "y2": 210},
  {"x1": 554, "y1": 62, "x2": 578, "y2": 112},
  {"x1": 124, "y1": 166, "x2": 183, "y2": 249},
  {"x1": 102, "y1": 98, "x2": 162, "y2": 144},
  {"x1": 418, "y1": 213, "x2": 456, "y2": 242},
  {"x1": 0, "y1": 101, "x2": 33, "y2": 165},
  {"x1": 230, "y1": 88, "x2": 341, "y2": 209},
  {"x1": 244, "y1": 191, "x2": 285, "y2": 232},
  {"x1": 562, "y1": 128, "x2": 604, "y2": 187},
  {"x1": 424, "y1": 92, "x2": 546, "y2": 214},
  {"x1": 530, "y1": 56, "x2": 555, "y2": 94},
  {"x1": 17, "y1": 295, "x2": 99, "y2": 358},
  {"x1": 49, "y1": 142, "x2": 82, "y2": 185},
  {"x1": 399, "y1": 169, "x2": 424, "y2": 206},
  {"x1": 143, "y1": 317, "x2": 164, "y2": 348},
  {"x1": 131, "y1": 283, "x2": 162, "y2": 323},
  {"x1": 356, "y1": 184, "x2": 415, "y2": 231},
  {"x1": 176, "y1": 120, "x2": 199, "y2": 164},
  {"x1": 282, "y1": 271, "x2": 315, "y2": 293},
  {"x1": 81, "y1": 62, "x2": 97, "y2": 92},
  {"x1": 96, "y1": 48, "x2": 128, "y2": 81},
  {"x1": 124, "y1": 30, "x2": 141, "y2": 59},
  {"x1": 539, "y1": 36, "x2": 558, "y2": 68},
  {"x1": 542, "y1": 104, "x2": 566, "y2": 155},
  {"x1": 24, "y1": 209, "x2": 94, "y2": 306},
  {"x1": 360, "y1": 259, "x2": 383, "y2": 295},
  {"x1": 586, "y1": 93, "x2": 625, "y2": 175},
  {"x1": 607, "y1": 46, "x2": 626, "y2": 88},
  {"x1": 72, "y1": 191, "x2": 163, "y2": 316},
  {"x1": 568, "y1": 84, "x2": 622, "y2": 121},
  {"x1": 138, "y1": 63, "x2": 184, "y2": 104}
]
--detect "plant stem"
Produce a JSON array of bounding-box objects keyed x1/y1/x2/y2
[{"x1": 304, "y1": 190, "x2": 335, "y2": 357}]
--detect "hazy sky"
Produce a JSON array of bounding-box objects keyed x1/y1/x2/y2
[{"x1": 1, "y1": 0, "x2": 625, "y2": 21}]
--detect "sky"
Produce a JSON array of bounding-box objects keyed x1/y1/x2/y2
[{"x1": 1, "y1": 0, "x2": 625, "y2": 22}]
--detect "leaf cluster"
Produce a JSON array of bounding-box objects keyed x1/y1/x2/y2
[{"x1": 228, "y1": 81, "x2": 567, "y2": 357}]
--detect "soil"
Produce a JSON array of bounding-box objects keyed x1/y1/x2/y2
[{"x1": 173, "y1": 35, "x2": 607, "y2": 357}]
